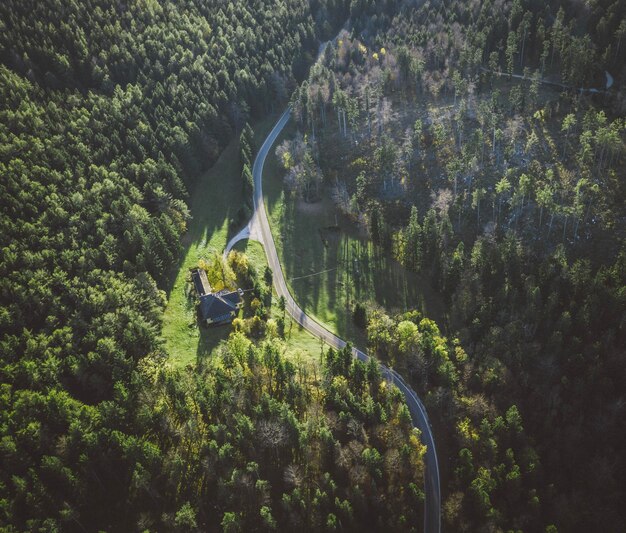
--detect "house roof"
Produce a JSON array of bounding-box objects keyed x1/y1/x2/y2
[
  {"x1": 199, "y1": 290, "x2": 241, "y2": 322},
  {"x1": 219, "y1": 289, "x2": 243, "y2": 307},
  {"x1": 191, "y1": 268, "x2": 211, "y2": 296}
]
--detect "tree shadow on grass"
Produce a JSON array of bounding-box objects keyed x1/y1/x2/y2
[
  {"x1": 163, "y1": 179, "x2": 238, "y2": 300},
  {"x1": 196, "y1": 323, "x2": 231, "y2": 365}
]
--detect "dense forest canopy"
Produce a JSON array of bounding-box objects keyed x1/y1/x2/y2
[
  {"x1": 1, "y1": 0, "x2": 625, "y2": 531},
  {"x1": 282, "y1": 0, "x2": 626, "y2": 530},
  {"x1": 0, "y1": 0, "x2": 337, "y2": 404},
  {"x1": 1, "y1": 1, "x2": 432, "y2": 530}
]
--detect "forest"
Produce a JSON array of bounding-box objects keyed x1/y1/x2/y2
[
  {"x1": 0, "y1": 0, "x2": 426, "y2": 530},
  {"x1": 281, "y1": 0, "x2": 626, "y2": 531},
  {"x1": 1, "y1": 0, "x2": 625, "y2": 531}
]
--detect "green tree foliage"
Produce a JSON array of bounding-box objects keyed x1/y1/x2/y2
[
  {"x1": 81, "y1": 335, "x2": 422, "y2": 531},
  {"x1": 240, "y1": 123, "x2": 255, "y2": 210},
  {"x1": 288, "y1": 1, "x2": 626, "y2": 530},
  {"x1": 0, "y1": 0, "x2": 354, "y2": 529}
]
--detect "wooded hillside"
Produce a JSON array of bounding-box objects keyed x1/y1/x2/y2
[
  {"x1": 283, "y1": 0, "x2": 626, "y2": 530},
  {"x1": 0, "y1": 2, "x2": 433, "y2": 530}
]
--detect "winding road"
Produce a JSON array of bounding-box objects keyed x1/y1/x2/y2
[{"x1": 226, "y1": 108, "x2": 441, "y2": 533}]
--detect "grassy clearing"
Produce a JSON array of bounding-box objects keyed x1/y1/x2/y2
[
  {"x1": 262, "y1": 121, "x2": 445, "y2": 350},
  {"x1": 233, "y1": 238, "x2": 324, "y2": 371},
  {"x1": 162, "y1": 114, "x2": 279, "y2": 368}
]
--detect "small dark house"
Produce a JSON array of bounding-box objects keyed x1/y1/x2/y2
[{"x1": 191, "y1": 268, "x2": 243, "y2": 325}]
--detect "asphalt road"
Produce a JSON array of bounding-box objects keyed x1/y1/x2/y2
[{"x1": 234, "y1": 108, "x2": 441, "y2": 533}]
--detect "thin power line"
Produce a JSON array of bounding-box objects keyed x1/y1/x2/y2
[{"x1": 290, "y1": 267, "x2": 337, "y2": 282}]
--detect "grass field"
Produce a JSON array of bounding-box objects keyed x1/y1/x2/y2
[
  {"x1": 161, "y1": 114, "x2": 279, "y2": 368},
  {"x1": 162, "y1": 113, "x2": 325, "y2": 368},
  {"x1": 262, "y1": 121, "x2": 444, "y2": 350}
]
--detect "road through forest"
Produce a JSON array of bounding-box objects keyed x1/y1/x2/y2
[{"x1": 226, "y1": 107, "x2": 441, "y2": 533}]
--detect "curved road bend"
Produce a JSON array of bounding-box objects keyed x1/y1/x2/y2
[{"x1": 230, "y1": 108, "x2": 441, "y2": 533}]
